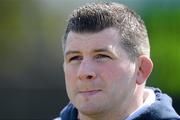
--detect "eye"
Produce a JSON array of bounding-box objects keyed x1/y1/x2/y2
[
  {"x1": 94, "y1": 54, "x2": 112, "y2": 62},
  {"x1": 68, "y1": 56, "x2": 83, "y2": 63}
]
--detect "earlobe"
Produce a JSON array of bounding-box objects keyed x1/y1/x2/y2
[{"x1": 136, "y1": 55, "x2": 153, "y2": 85}]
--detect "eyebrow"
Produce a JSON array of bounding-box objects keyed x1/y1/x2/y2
[
  {"x1": 65, "y1": 51, "x2": 80, "y2": 57},
  {"x1": 65, "y1": 47, "x2": 114, "y2": 57},
  {"x1": 93, "y1": 48, "x2": 113, "y2": 53}
]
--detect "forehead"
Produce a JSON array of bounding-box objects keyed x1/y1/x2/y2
[{"x1": 65, "y1": 28, "x2": 121, "y2": 52}]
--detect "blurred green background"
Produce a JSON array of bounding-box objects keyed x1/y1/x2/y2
[{"x1": 0, "y1": 0, "x2": 180, "y2": 119}]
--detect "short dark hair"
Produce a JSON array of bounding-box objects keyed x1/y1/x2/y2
[{"x1": 62, "y1": 2, "x2": 150, "y2": 61}]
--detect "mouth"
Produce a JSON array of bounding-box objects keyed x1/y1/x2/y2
[{"x1": 79, "y1": 90, "x2": 102, "y2": 96}]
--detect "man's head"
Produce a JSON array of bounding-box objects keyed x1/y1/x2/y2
[
  {"x1": 62, "y1": 2, "x2": 153, "y2": 119},
  {"x1": 63, "y1": 2, "x2": 150, "y2": 61}
]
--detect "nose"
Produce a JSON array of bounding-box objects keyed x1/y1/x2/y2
[{"x1": 77, "y1": 59, "x2": 97, "y2": 80}]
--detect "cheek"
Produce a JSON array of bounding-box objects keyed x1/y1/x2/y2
[
  {"x1": 65, "y1": 65, "x2": 77, "y2": 82},
  {"x1": 64, "y1": 66, "x2": 78, "y2": 92},
  {"x1": 64, "y1": 66, "x2": 80, "y2": 103},
  {"x1": 100, "y1": 62, "x2": 136, "y2": 101},
  {"x1": 100, "y1": 62, "x2": 136, "y2": 86},
  {"x1": 100, "y1": 63, "x2": 126, "y2": 80}
]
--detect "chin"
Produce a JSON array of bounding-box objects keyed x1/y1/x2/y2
[
  {"x1": 73, "y1": 93, "x2": 108, "y2": 115},
  {"x1": 78, "y1": 103, "x2": 104, "y2": 115},
  {"x1": 75, "y1": 98, "x2": 105, "y2": 115}
]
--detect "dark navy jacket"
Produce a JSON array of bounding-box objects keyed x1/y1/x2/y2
[{"x1": 57, "y1": 88, "x2": 180, "y2": 120}]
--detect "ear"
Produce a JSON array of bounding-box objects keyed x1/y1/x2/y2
[{"x1": 136, "y1": 55, "x2": 153, "y2": 85}]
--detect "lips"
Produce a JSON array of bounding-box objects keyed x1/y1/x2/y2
[{"x1": 79, "y1": 90, "x2": 102, "y2": 96}]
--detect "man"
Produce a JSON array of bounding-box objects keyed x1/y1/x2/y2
[{"x1": 56, "y1": 2, "x2": 180, "y2": 120}]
